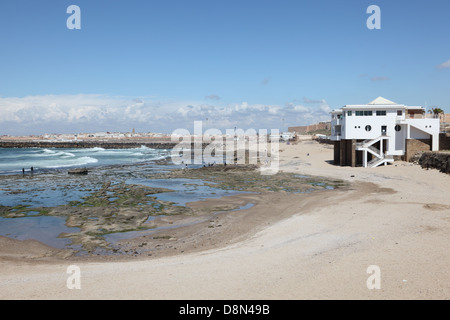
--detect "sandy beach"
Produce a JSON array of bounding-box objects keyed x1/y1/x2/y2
[{"x1": 0, "y1": 139, "x2": 449, "y2": 300}]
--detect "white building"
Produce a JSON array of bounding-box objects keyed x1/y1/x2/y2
[{"x1": 330, "y1": 97, "x2": 440, "y2": 168}]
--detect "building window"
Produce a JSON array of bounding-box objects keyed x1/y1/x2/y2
[
  {"x1": 376, "y1": 110, "x2": 386, "y2": 116},
  {"x1": 397, "y1": 110, "x2": 402, "y2": 116},
  {"x1": 365, "y1": 125, "x2": 372, "y2": 132},
  {"x1": 355, "y1": 110, "x2": 373, "y2": 116},
  {"x1": 395, "y1": 125, "x2": 401, "y2": 132},
  {"x1": 347, "y1": 111, "x2": 352, "y2": 116}
]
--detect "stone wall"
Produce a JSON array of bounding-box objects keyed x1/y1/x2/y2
[
  {"x1": 405, "y1": 139, "x2": 432, "y2": 162},
  {"x1": 288, "y1": 122, "x2": 330, "y2": 134},
  {"x1": 439, "y1": 133, "x2": 450, "y2": 151}
]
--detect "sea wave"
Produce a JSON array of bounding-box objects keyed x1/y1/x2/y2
[
  {"x1": 42, "y1": 148, "x2": 56, "y2": 154},
  {"x1": 40, "y1": 149, "x2": 75, "y2": 158},
  {"x1": 43, "y1": 156, "x2": 99, "y2": 168},
  {"x1": 61, "y1": 152, "x2": 76, "y2": 158},
  {"x1": 0, "y1": 147, "x2": 169, "y2": 173}
]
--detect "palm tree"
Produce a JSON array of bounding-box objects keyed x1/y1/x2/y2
[{"x1": 428, "y1": 107, "x2": 444, "y2": 119}]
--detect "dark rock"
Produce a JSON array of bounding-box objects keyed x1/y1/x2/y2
[
  {"x1": 418, "y1": 152, "x2": 450, "y2": 174},
  {"x1": 68, "y1": 168, "x2": 89, "y2": 175}
]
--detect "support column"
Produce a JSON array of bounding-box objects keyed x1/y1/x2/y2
[
  {"x1": 340, "y1": 140, "x2": 346, "y2": 166},
  {"x1": 362, "y1": 150, "x2": 367, "y2": 168},
  {"x1": 351, "y1": 139, "x2": 356, "y2": 167},
  {"x1": 431, "y1": 134, "x2": 439, "y2": 151},
  {"x1": 334, "y1": 141, "x2": 341, "y2": 165}
]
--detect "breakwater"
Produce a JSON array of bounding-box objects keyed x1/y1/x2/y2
[{"x1": 0, "y1": 141, "x2": 178, "y2": 149}]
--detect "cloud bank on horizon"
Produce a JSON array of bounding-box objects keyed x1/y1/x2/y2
[{"x1": 0, "y1": 94, "x2": 331, "y2": 136}]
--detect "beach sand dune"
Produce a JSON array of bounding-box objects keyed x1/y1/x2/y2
[{"x1": 0, "y1": 140, "x2": 449, "y2": 299}]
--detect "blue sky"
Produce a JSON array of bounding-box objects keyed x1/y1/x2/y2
[{"x1": 0, "y1": 0, "x2": 449, "y2": 135}]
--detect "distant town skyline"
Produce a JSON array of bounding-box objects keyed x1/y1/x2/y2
[{"x1": 1, "y1": 0, "x2": 449, "y2": 135}]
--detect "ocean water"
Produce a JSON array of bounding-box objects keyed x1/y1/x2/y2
[
  {"x1": 0, "y1": 216, "x2": 80, "y2": 249},
  {"x1": 0, "y1": 146, "x2": 245, "y2": 250},
  {"x1": 0, "y1": 146, "x2": 332, "y2": 252},
  {"x1": 0, "y1": 146, "x2": 171, "y2": 175},
  {"x1": 126, "y1": 178, "x2": 247, "y2": 206}
]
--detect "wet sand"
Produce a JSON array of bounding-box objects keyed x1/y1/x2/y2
[{"x1": 0, "y1": 140, "x2": 449, "y2": 299}]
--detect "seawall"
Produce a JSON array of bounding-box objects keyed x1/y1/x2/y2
[{"x1": 0, "y1": 141, "x2": 178, "y2": 149}]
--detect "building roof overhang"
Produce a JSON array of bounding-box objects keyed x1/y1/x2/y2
[
  {"x1": 332, "y1": 97, "x2": 425, "y2": 113},
  {"x1": 342, "y1": 104, "x2": 406, "y2": 110}
]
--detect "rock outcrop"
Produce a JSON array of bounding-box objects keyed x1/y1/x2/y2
[
  {"x1": 418, "y1": 152, "x2": 450, "y2": 174},
  {"x1": 0, "y1": 141, "x2": 178, "y2": 149}
]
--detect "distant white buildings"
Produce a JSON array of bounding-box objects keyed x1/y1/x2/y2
[
  {"x1": 280, "y1": 132, "x2": 295, "y2": 141},
  {"x1": 330, "y1": 97, "x2": 440, "y2": 168}
]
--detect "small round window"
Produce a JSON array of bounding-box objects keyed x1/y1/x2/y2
[
  {"x1": 395, "y1": 125, "x2": 401, "y2": 132},
  {"x1": 365, "y1": 125, "x2": 372, "y2": 132}
]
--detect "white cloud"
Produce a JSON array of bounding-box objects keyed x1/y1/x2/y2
[
  {"x1": 0, "y1": 94, "x2": 332, "y2": 135},
  {"x1": 293, "y1": 105, "x2": 310, "y2": 113},
  {"x1": 437, "y1": 60, "x2": 450, "y2": 69},
  {"x1": 319, "y1": 104, "x2": 331, "y2": 113},
  {"x1": 268, "y1": 106, "x2": 280, "y2": 115}
]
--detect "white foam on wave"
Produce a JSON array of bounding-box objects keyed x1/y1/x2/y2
[
  {"x1": 61, "y1": 152, "x2": 76, "y2": 158},
  {"x1": 41, "y1": 149, "x2": 76, "y2": 158},
  {"x1": 43, "y1": 156, "x2": 99, "y2": 168},
  {"x1": 0, "y1": 147, "x2": 169, "y2": 173},
  {"x1": 42, "y1": 149, "x2": 56, "y2": 154},
  {"x1": 54, "y1": 151, "x2": 75, "y2": 158},
  {"x1": 153, "y1": 155, "x2": 168, "y2": 160},
  {"x1": 71, "y1": 147, "x2": 106, "y2": 153}
]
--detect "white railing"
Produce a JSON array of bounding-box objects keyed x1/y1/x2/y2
[
  {"x1": 368, "y1": 145, "x2": 381, "y2": 157},
  {"x1": 356, "y1": 138, "x2": 374, "y2": 148},
  {"x1": 367, "y1": 157, "x2": 382, "y2": 168},
  {"x1": 367, "y1": 154, "x2": 394, "y2": 168},
  {"x1": 406, "y1": 114, "x2": 440, "y2": 120}
]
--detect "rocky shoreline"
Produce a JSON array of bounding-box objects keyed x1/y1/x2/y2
[
  {"x1": 0, "y1": 161, "x2": 345, "y2": 260},
  {"x1": 0, "y1": 140, "x2": 178, "y2": 149}
]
